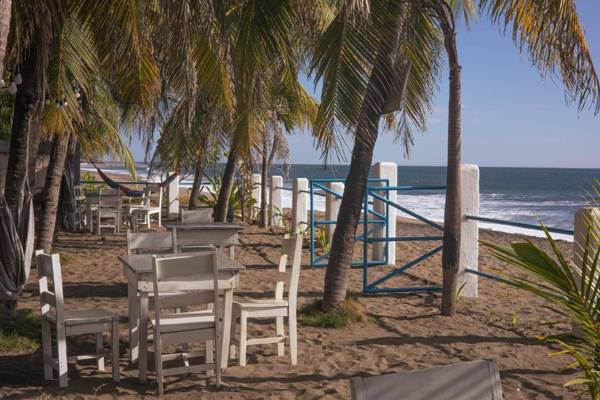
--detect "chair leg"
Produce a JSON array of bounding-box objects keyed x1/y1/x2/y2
[
  {"x1": 276, "y1": 316, "x2": 285, "y2": 357},
  {"x1": 154, "y1": 328, "x2": 164, "y2": 396},
  {"x1": 112, "y1": 318, "x2": 120, "y2": 382},
  {"x1": 229, "y1": 312, "x2": 237, "y2": 359},
  {"x1": 128, "y1": 284, "x2": 140, "y2": 363},
  {"x1": 206, "y1": 340, "x2": 214, "y2": 377},
  {"x1": 289, "y1": 312, "x2": 298, "y2": 365},
  {"x1": 57, "y1": 327, "x2": 68, "y2": 387},
  {"x1": 214, "y1": 334, "x2": 222, "y2": 385},
  {"x1": 239, "y1": 312, "x2": 247, "y2": 367},
  {"x1": 41, "y1": 319, "x2": 53, "y2": 380},
  {"x1": 146, "y1": 213, "x2": 150, "y2": 228},
  {"x1": 96, "y1": 332, "x2": 105, "y2": 371},
  {"x1": 158, "y1": 211, "x2": 162, "y2": 227}
]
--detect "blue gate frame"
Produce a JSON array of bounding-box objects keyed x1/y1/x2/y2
[
  {"x1": 309, "y1": 178, "x2": 390, "y2": 268},
  {"x1": 362, "y1": 184, "x2": 447, "y2": 294}
]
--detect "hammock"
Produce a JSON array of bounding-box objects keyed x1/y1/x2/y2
[{"x1": 91, "y1": 161, "x2": 178, "y2": 197}]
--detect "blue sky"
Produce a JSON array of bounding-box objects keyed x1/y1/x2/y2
[{"x1": 131, "y1": 2, "x2": 600, "y2": 168}]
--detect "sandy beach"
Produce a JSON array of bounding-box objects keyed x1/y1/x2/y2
[{"x1": 0, "y1": 215, "x2": 579, "y2": 400}]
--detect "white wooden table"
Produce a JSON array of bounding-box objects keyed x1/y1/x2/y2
[
  {"x1": 118, "y1": 253, "x2": 244, "y2": 383},
  {"x1": 165, "y1": 223, "x2": 243, "y2": 259}
]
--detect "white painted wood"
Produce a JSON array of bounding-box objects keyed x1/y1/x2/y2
[
  {"x1": 36, "y1": 251, "x2": 120, "y2": 387},
  {"x1": 167, "y1": 172, "x2": 179, "y2": 219},
  {"x1": 130, "y1": 185, "x2": 163, "y2": 229},
  {"x1": 270, "y1": 176, "x2": 284, "y2": 228},
  {"x1": 149, "y1": 252, "x2": 222, "y2": 393},
  {"x1": 127, "y1": 230, "x2": 174, "y2": 255},
  {"x1": 181, "y1": 208, "x2": 213, "y2": 224},
  {"x1": 373, "y1": 162, "x2": 397, "y2": 263},
  {"x1": 232, "y1": 235, "x2": 302, "y2": 366},
  {"x1": 119, "y1": 252, "x2": 242, "y2": 378},
  {"x1": 458, "y1": 164, "x2": 480, "y2": 297},
  {"x1": 292, "y1": 178, "x2": 308, "y2": 234},
  {"x1": 251, "y1": 173, "x2": 261, "y2": 219}
]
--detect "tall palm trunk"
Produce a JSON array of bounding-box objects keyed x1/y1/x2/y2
[
  {"x1": 4, "y1": 45, "x2": 39, "y2": 217},
  {"x1": 322, "y1": 1, "x2": 406, "y2": 311},
  {"x1": 188, "y1": 157, "x2": 205, "y2": 210},
  {"x1": 437, "y1": 3, "x2": 462, "y2": 316},
  {"x1": 259, "y1": 153, "x2": 269, "y2": 227},
  {"x1": 36, "y1": 134, "x2": 70, "y2": 253},
  {"x1": 0, "y1": 0, "x2": 12, "y2": 79},
  {"x1": 214, "y1": 149, "x2": 238, "y2": 222}
]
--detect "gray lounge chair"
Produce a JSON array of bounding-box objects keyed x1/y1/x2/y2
[{"x1": 350, "y1": 359, "x2": 503, "y2": 400}]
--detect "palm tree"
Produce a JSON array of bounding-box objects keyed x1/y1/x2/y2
[
  {"x1": 314, "y1": 1, "x2": 441, "y2": 310},
  {"x1": 318, "y1": 0, "x2": 600, "y2": 313},
  {"x1": 0, "y1": 0, "x2": 12, "y2": 78}
]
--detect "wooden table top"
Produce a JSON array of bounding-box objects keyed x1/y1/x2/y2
[
  {"x1": 164, "y1": 222, "x2": 243, "y2": 231},
  {"x1": 118, "y1": 252, "x2": 245, "y2": 274}
]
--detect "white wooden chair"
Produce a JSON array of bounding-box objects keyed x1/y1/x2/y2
[
  {"x1": 231, "y1": 234, "x2": 302, "y2": 366},
  {"x1": 96, "y1": 188, "x2": 122, "y2": 234},
  {"x1": 150, "y1": 252, "x2": 222, "y2": 395},
  {"x1": 83, "y1": 190, "x2": 100, "y2": 233},
  {"x1": 36, "y1": 250, "x2": 120, "y2": 387},
  {"x1": 131, "y1": 184, "x2": 163, "y2": 229},
  {"x1": 126, "y1": 230, "x2": 175, "y2": 255},
  {"x1": 180, "y1": 208, "x2": 213, "y2": 224}
]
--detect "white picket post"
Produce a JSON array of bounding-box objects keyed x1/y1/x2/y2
[
  {"x1": 167, "y1": 172, "x2": 179, "y2": 219},
  {"x1": 251, "y1": 173, "x2": 261, "y2": 220},
  {"x1": 292, "y1": 178, "x2": 308, "y2": 234},
  {"x1": 270, "y1": 175, "x2": 283, "y2": 228},
  {"x1": 373, "y1": 162, "x2": 397, "y2": 264},
  {"x1": 458, "y1": 164, "x2": 480, "y2": 297}
]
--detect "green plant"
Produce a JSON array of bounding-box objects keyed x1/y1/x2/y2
[
  {"x1": 299, "y1": 296, "x2": 364, "y2": 329},
  {"x1": 483, "y1": 218, "x2": 600, "y2": 399},
  {"x1": 315, "y1": 225, "x2": 330, "y2": 253},
  {"x1": 0, "y1": 311, "x2": 41, "y2": 353},
  {"x1": 81, "y1": 171, "x2": 106, "y2": 192},
  {"x1": 198, "y1": 175, "x2": 255, "y2": 219}
]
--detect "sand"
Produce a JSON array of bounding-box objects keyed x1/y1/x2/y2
[{"x1": 0, "y1": 217, "x2": 580, "y2": 399}]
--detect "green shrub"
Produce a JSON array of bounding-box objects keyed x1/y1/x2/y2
[
  {"x1": 0, "y1": 311, "x2": 41, "y2": 353},
  {"x1": 299, "y1": 297, "x2": 364, "y2": 328}
]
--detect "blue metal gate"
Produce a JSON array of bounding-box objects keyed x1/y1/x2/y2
[
  {"x1": 309, "y1": 178, "x2": 389, "y2": 268},
  {"x1": 362, "y1": 184, "x2": 446, "y2": 293}
]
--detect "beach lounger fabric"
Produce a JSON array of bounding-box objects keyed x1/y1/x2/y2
[{"x1": 350, "y1": 359, "x2": 503, "y2": 400}]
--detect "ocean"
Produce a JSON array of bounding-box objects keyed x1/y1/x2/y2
[{"x1": 82, "y1": 163, "x2": 600, "y2": 241}]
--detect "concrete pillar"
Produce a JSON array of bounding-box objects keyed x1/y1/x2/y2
[
  {"x1": 573, "y1": 207, "x2": 600, "y2": 287},
  {"x1": 292, "y1": 178, "x2": 308, "y2": 234},
  {"x1": 270, "y1": 175, "x2": 283, "y2": 228},
  {"x1": 373, "y1": 162, "x2": 397, "y2": 264},
  {"x1": 251, "y1": 173, "x2": 261, "y2": 219},
  {"x1": 167, "y1": 172, "x2": 179, "y2": 219},
  {"x1": 325, "y1": 182, "x2": 344, "y2": 244},
  {"x1": 457, "y1": 164, "x2": 479, "y2": 297}
]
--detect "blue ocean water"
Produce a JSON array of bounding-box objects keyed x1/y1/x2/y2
[{"x1": 82, "y1": 163, "x2": 600, "y2": 234}]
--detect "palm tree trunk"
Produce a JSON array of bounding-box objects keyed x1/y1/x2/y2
[
  {"x1": 27, "y1": 107, "x2": 43, "y2": 189},
  {"x1": 214, "y1": 149, "x2": 238, "y2": 222},
  {"x1": 322, "y1": 1, "x2": 407, "y2": 311},
  {"x1": 189, "y1": 157, "x2": 205, "y2": 210},
  {"x1": 3, "y1": 45, "x2": 39, "y2": 218},
  {"x1": 259, "y1": 153, "x2": 269, "y2": 228},
  {"x1": 437, "y1": 3, "x2": 462, "y2": 316},
  {"x1": 0, "y1": 0, "x2": 12, "y2": 79},
  {"x1": 36, "y1": 134, "x2": 70, "y2": 253}
]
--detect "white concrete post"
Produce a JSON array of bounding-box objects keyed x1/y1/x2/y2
[
  {"x1": 292, "y1": 178, "x2": 308, "y2": 234},
  {"x1": 458, "y1": 164, "x2": 479, "y2": 297},
  {"x1": 325, "y1": 182, "x2": 344, "y2": 244},
  {"x1": 270, "y1": 175, "x2": 284, "y2": 228},
  {"x1": 372, "y1": 162, "x2": 397, "y2": 264},
  {"x1": 167, "y1": 172, "x2": 179, "y2": 219},
  {"x1": 573, "y1": 207, "x2": 600, "y2": 287},
  {"x1": 251, "y1": 173, "x2": 261, "y2": 219}
]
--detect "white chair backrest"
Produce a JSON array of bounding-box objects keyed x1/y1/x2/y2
[
  {"x1": 100, "y1": 188, "x2": 122, "y2": 208},
  {"x1": 84, "y1": 190, "x2": 100, "y2": 206},
  {"x1": 276, "y1": 235, "x2": 303, "y2": 305},
  {"x1": 151, "y1": 252, "x2": 220, "y2": 318},
  {"x1": 143, "y1": 184, "x2": 163, "y2": 208},
  {"x1": 181, "y1": 208, "x2": 213, "y2": 224},
  {"x1": 36, "y1": 250, "x2": 65, "y2": 328},
  {"x1": 126, "y1": 230, "x2": 174, "y2": 255}
]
